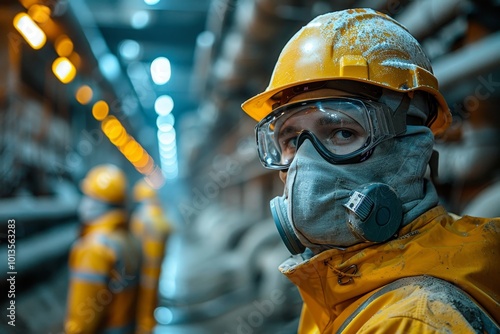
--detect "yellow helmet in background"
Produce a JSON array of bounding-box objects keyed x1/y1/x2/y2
[
  {"x1": 241, "y1": 8, "x2": 452, "y2": 136},
  {"x1": 81, "y1": 164, "x2": 127, "y2": 204},
  {"x1": 133, "y1": 178, "x2": 157, "y2": 202}
]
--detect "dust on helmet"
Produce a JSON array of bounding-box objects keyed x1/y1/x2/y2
[{"x1": 241, "y1": 8, "x2": 451, "y2": 136}]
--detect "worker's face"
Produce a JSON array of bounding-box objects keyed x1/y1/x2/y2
[
  {"x1": 277, "y1": 89, "x2": 355, "y2": 184},
  {"x1": 264, "y1": 87, "x2": 439, "y2": 254}
]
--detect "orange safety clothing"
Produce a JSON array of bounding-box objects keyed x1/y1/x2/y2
[
  {"x1": 65, "y1": 210, "x2": 141, "y2": 334},
  {"x1": 280, "y1": 206, "x2": 500, "y2": 333},
  {"x1": 131, "y1": 201, "x2": 173, "y2": 334}
]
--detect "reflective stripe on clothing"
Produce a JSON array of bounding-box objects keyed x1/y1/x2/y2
[{"x1": 70, "y1": 270, "x2": 109, "y2": 284}]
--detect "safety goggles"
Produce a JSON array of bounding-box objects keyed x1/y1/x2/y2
[{"x1": 255, "y1": 97, "x2": 406, "y2": 170}]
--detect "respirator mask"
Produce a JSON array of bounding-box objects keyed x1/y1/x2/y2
[{"x1": 256, "y1": 97, "x2": 408, "y2": 254}]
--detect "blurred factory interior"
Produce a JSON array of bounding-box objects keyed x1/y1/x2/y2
[{"x1": 1, "y1": 0, "x2": 500, "y2": 333}]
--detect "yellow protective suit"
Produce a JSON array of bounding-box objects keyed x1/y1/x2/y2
[
  {"x1": 130, "y1": 201, "x2": 172, "y2": 334},
  {"x1": 280, "y1": 206, "x2": 500, "y2": 333},
  {"x1": 65, "y1": 210, "x2": 141, "y2": 334}
]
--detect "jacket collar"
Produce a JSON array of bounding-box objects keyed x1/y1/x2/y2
[{"x1": 279, "y1": 206, "x2": 448, "y2": 324}]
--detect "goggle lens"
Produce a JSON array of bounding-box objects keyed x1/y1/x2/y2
[{"x1": 256, "y1": 97, "x2": 398, "y2": 169}]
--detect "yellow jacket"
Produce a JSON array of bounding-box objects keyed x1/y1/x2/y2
[
  {"x1": 280, "y1": 206, "x2": 500, "y2": 333},
  {"x1": 65, "y1": 210, "x2": 141, "y2": 334},
  {"x1": 130, "y1": 202, "x2": 172, "y2": 334}
]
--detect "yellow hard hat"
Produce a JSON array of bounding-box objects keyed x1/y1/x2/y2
[
  {"x1": 81, "y1": 164, "x2": 127, "y2": 204},
  {"x1": 132, "y1": 178, "x2": 157, "y2": 202},
  {"x1": 241, "y1": 8, "x2": 452, "y2": 136}
]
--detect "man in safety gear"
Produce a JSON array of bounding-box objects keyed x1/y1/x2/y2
[
  {"x1": 65, "y1": 164, "x2": 141, "y2": 334},
  {"x1": 241, "y1": 8, "x2": 500, "y2": 333},
  {"x1": 130, "y1": 178, "x2": 173, "y2": 334}
]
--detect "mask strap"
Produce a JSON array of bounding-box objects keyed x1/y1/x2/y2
[
  {"x1": 270, "y1": 197, "x2": 306, "y2": 255},
  {"x1": 429, "y1": 149, "x2": 439, "y2": 182}
]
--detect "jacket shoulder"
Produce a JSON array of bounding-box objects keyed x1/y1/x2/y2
[
  {"x1": 339, "y1": 276, "x2": 497, "y2": 334},
  {"x1": 447, "y1": 212, "x2": 500, "y2": 235}
]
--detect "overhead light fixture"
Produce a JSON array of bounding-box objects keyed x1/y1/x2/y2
[
  {"x1": 121, "y1": 140, "x2": 141, "y2": 158},
  {"x1": 92, "y1": 100, "x2": 109, "y2": 120},
  {"x1": 144, "y1": 166, "x2": 166, "y2": 188},
  {"x1": 133, "y1": 152, "x2": 151, "y2": 168},
  {"x1": 55, "y1": 35, "x2": 73, "y2": 57},
  {"x1": 157, "y1": 126, "x2": 178, "y2": 179},
  {"x1": 69, "y1": 52, "x2": 81, "y2": 70},
  {"x1": 52, "y1": 57, "x2": 76, "y2": 83},
  {"x1": 119, "y1": 39, "x2": 141, "y2": 61},
  {"x1": 160, "y1": 147, "x2": 176, "y2": 159},
  {"x1": 157, "y1": 122, "x2": 173, "y2": 133},
  {"x1": 98, "y1": 114, "x2": 161, "y2": 180},
  {"x1": 196, "y1": 31, "x2": 215, "y2": 48},
  {"x1": 128, "y1": 148, "x2": 145, "y2": 163},
  {"x1": 136, "y1": 158, "x2": 155, "y2": 175},
  {"x1": 101, "y1": 116, "x2": 122, "y2": 138},
  {"x1": 98, "y1": 53, "x2": 120, "y2": 81},
  {"x1": 131, "y1": 11, "x2": 150, "y2": 29},
  {"x1": 28, "y1": 4, "x2": 51, "y2": 23},
  {"x1": 13, "y1": 12, "x2": 46, "y2": 50},
  {"x1": 144, "y1": 0, "x2": 160, "y2": 5},
  {"x1": 115, "y1": 134, "x2": 131, "y2": 147},
  {"x1": 75, "y1": 85, "x2": 93, "y2": 105},
  {"x1": 161, "y1": 164, "x2": 178, "y2": 178},
  {"x1": 154, "y1": 95, "x2": 174, "y2": 115},
  {"x1": 158, "y1": 129, "x2": 176, "y2": 146},
  {"x1": 151, "y1": 57, "x2": 171, "y2": 85},
  {"x1": 156, "y1": 114, "x2": 175, "y2": 131}
]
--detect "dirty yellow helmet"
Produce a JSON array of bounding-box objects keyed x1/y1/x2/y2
[
  {"x1": 241, "y1": 8, "x2": 451, "y2": 136},
  {"x1": 81, "y1": 164, "x2": 127, "y2": 204},
  {"x1": 132, "y1": 178, "x2": 157, "y2": 202}
]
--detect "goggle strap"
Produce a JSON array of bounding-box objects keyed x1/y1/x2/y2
[{"x1": 392, "y1": 94, "x2": 411, "y2": 136}]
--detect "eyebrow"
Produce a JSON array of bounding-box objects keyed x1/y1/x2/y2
[
  {"x1": 318, "y1": 115, "x2": 343, "y2": 126},
  {"x1": 278, "y1": 112, "x2": 358, "y2": 138},
  {"x1": 319, "y1": 112, "x2": 364, "y2": 129},
  {"x1": 278, "y1": 124, "x2": 300, "y2": 138}
]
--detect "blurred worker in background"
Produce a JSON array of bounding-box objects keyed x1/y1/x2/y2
[
  {"x1": 241, "y1": 8, "x2": 500, "y2": 333},
  {"x1": 130, "y1": 178, "x2": 173, "y2": 334},
  {"x1": 65, "y1": 164, "x2": 141, "y2": 334}
]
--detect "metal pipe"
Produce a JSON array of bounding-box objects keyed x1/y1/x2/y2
[
  {"x1": 432, "y1": 31, "x2": 500, "y2": 92},
  {"x1": 395, "y1": 0, "x2": 465, "y2": 40}
]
